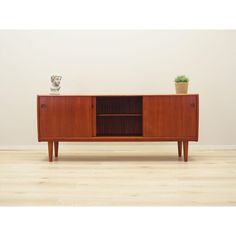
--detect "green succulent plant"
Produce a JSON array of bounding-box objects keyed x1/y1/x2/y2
[{"x1": 175, "y1": 75, "x2": 189, "y2": 83}]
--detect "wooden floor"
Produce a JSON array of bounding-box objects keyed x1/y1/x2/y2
[{"x1": 0, "y1": 144, "x2": 236, "y2": 206}]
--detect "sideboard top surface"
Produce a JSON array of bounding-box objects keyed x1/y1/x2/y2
[{"x1": 37, "y1": 94, "x2": 199, "y2": 97}]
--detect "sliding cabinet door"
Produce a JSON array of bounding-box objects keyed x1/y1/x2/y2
[
  {"x1": 38, "y1": 96, "x2": 92, "y2": 139},
  {"x1": 143, "y1": 95, "x2": 198, "y2": 139}
]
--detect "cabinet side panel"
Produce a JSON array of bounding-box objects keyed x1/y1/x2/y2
[{"x1": 37, "y1": 96, "x2": 41, "y2": 141}]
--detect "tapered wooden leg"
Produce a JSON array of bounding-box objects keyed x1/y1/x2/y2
[
  {"x1": 178, "y1": 141, "x2": 182, "y2": 159},
  {"x1": 48, "y1": 141, "x2": 53, "y2": 162},
  {"x1": 183, "y1": 141, "x2": 189, "y2": 162},
  {"x1": 54, "y1": 141, "x2": 59, "y2": 160}
]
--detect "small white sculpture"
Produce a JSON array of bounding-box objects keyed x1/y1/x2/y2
[{"x1": 50, "y1": 75, "x2": 62, "y2": 94}]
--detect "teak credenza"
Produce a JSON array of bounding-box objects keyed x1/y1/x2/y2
[{"x1": 37, "y1": 94, "x2": 199, "y2": 162}]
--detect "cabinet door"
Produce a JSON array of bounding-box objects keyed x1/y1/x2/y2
[
  {"x1": 38, "y1": 96, "x2": 92, "y2": 139},
  {"x1": 143, "y1": 95, "x2": 198, "y2": 139}
]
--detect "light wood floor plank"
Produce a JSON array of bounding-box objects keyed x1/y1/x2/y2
[{"x1": 0, "y1": 146, "x2": 236, "y2": 206}]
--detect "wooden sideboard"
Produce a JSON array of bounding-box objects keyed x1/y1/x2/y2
[{"x1": 37, "y1": 94, "x2": 199, "y2": 162}]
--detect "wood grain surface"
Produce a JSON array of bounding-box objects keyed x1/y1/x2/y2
[{"x1": 0, "y1": 145, "x2": 235, "y2": 206}]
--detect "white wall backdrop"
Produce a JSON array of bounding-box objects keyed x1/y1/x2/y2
[{"x1": 0, "y1": 30, "x2": 236, "y2": 146}]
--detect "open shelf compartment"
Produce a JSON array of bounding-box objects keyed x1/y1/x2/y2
[{"x1": 96, "y1": 96, "x2": 143, "y2": 136}]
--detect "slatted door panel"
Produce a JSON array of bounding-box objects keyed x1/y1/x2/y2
[
  {"x1": 38, "y1": 96, "x2": 92, "y2": 139},
  {"x1": 143, "y1": 95, "x2": 198, "y2": 139}
]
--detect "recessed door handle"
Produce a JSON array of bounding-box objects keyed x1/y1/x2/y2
[{"x1": 40, "y1": 104, "x2": 47, "y2": 109}]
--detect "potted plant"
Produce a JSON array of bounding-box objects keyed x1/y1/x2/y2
[{"x1": 175, "y1": 75, "x2": 189, "y2": 94}]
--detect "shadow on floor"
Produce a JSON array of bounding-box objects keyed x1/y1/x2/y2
[{"x1": 48, "y1": 154, "x2": 192, "y2": 162}]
